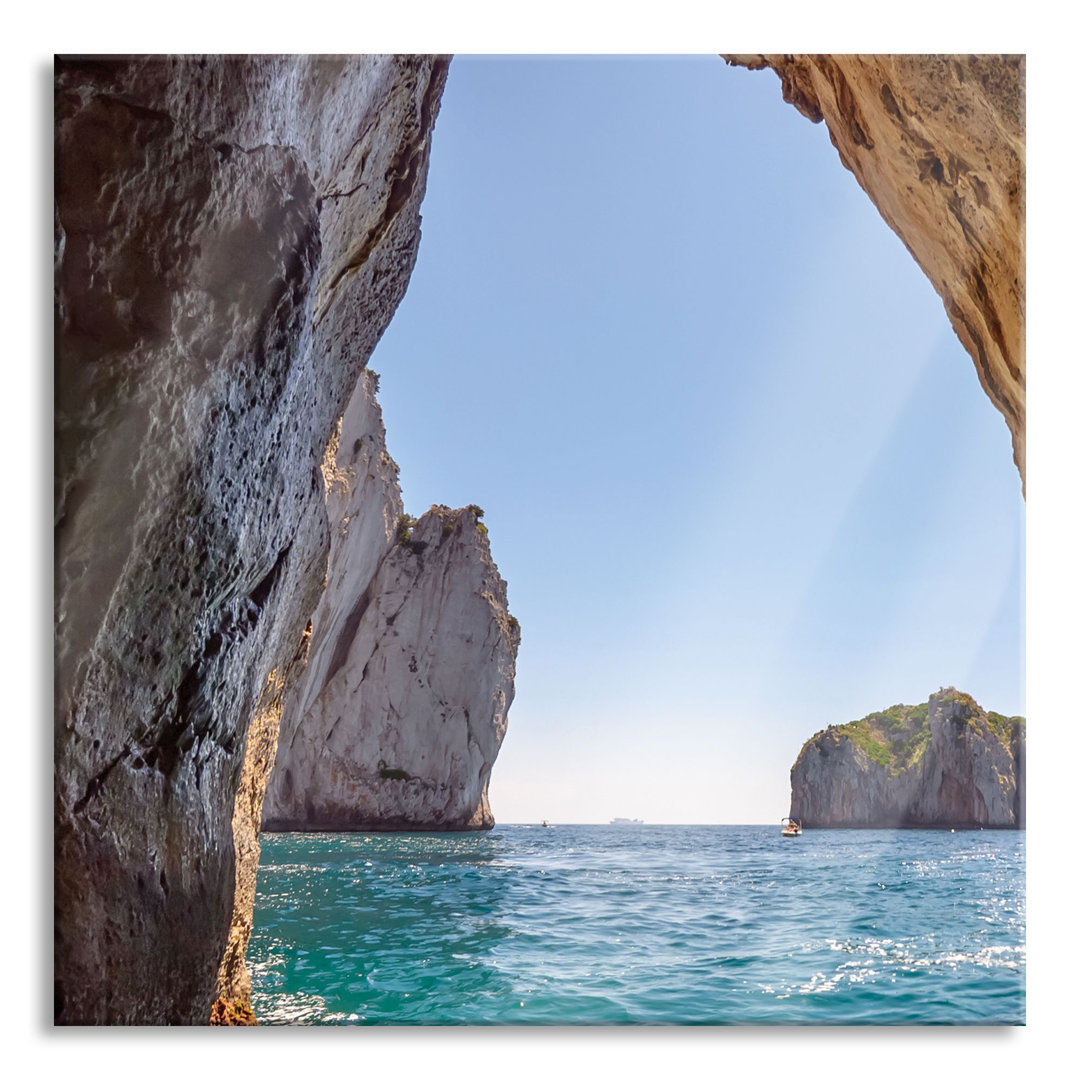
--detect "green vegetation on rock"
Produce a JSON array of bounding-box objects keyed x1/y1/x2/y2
[
  {"x1": 396, "y1": 513, "x2": 417, "y2": 545},
  {"x1": 939, "y1": 687, "x2": 978, "y2": 711},
  {"x1": 833, "y1": 703, "x2": 933, "y2": 775},
  {"x1": 986, "y1": 710, "x2": 1026, "y2": 746},
  {"x1": 822, "y1": 688, "x2": 1023, "y2": 777}
]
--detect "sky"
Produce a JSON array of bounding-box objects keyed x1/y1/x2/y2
[{"x1": 369, "y1": 56, "x2": 1025, "y2": 825}]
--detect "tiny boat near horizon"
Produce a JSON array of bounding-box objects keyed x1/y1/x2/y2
[
  {"x1": 610, "y1": 817, "x2": 644, "y2": 825},
  {"x1": 781, "y1": 817, "x2": 802, "y2": 837}
]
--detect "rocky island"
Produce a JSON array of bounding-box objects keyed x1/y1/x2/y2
[
  {"x1": 261, "y1": 370, "x2": 520, "y2": 834},
  {"x1": 790, "y1": 688, "x2": 1025, "y2": 828}
]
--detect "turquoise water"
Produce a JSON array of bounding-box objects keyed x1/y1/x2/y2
[{"x1": 248, "y1": 824, "x2": 1024, "y2": 1025}]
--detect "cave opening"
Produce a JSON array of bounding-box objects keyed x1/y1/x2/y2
[{"x1": 365, "y1": 55, "x2": 1024, "y2": 826}]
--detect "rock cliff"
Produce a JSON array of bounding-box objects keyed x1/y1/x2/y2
[
  {"x1": 724, "y1": 55, "x2": 1025, "y2": 486},
  {"x1": 263, "y1": 370, "x2": 519, "y2": 832},
  {"x1": 790, "y1": 688, "x2": 1025, "y2": 828},
  {"x1": 54, "y1": 55, "x2": 448, "y2": 1025}
]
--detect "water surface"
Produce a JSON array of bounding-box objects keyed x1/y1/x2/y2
[{"x1": 248, "y1": 824, "x2": 1024, "y2": 1024}]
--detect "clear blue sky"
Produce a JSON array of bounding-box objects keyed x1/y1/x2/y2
[{"x1": 370, "y1": 56, "x2": 1024, "y2": 825}]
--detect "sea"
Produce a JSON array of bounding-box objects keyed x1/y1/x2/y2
[{"x1": 247, "y1": 823, "x2": 1025, "y2": 1025}]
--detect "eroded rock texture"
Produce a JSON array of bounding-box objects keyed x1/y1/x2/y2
[
  {"x1": 725, "y1": 55, "x2": 1025, "y2": 485},
  {"x1": 262, "y1": 371, "x2": 520, "y2": 832},
  {"x1": 790, "y1": 689, "x2": 1025, "y2": 828},
  {"x1": 54, "y1": 54, "x2": 448, "y2": 1025}
]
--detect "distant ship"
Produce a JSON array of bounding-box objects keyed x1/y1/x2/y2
[{"x1": 610, "y1": 817, "x2": 644, "y2": 825}]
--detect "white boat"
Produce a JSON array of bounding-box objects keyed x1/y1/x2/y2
[
  {"x1": 610, "y1": 817, "x2": 644, "y2": 825},
  {"x1": 781, "y1": 817, "x2": 802, "y2": 837}
]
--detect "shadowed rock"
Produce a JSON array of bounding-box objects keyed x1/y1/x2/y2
[{"x1": 54, "y1": 54, "x2": 448, "y2": 1025}]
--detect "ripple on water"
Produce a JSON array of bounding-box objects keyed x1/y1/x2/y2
[{"x1": 248, "y1": 825, "x2": 1024, "y2": 1025}]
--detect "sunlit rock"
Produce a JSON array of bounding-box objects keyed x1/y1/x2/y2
[
  {"x1": 725, "y1": 55, "x2": 1025, "y2": 485},
  {"x1": 262, "y1": 371, "x2": 520, "y2": 833},
  {"x1": 789, "y1": 688, "x2": 1025, "y2": 828}
]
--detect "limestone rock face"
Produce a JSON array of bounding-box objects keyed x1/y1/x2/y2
[
  {"x1": 54, "y1": 55, "x2": 448, "y2": 1024},
  {"x1": 263, "y1": 373, "x2": 519, "y2": 831},
  {"x1": 790, "y1": 689, "x2": 1025, "y2": 828},
  {"x1": 725, "y1": 55, "x2": 1025, "y2": 485}
]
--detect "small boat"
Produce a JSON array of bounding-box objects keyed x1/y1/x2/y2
[
  {"x1": 541, "y1": 820, "x2": 549, "y2": 827},
  {"x1": 610, "y1": 817, "x2": 644, "y2": 825},
  {"x1": 781, "y1": 817, "x2": 802, "y2": 837}
]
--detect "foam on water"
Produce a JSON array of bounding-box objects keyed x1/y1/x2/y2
[{"x1": 248, "y1": 824, "x2": 1024, "y2": 1025}]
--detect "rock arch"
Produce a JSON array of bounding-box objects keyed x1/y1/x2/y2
[
  {"x1": 53, "y1": 53, "x2": 1024, "y2": 1023},
  {"x1": 724, "y1": 55, "x2": 1025, "y2": 487}
]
